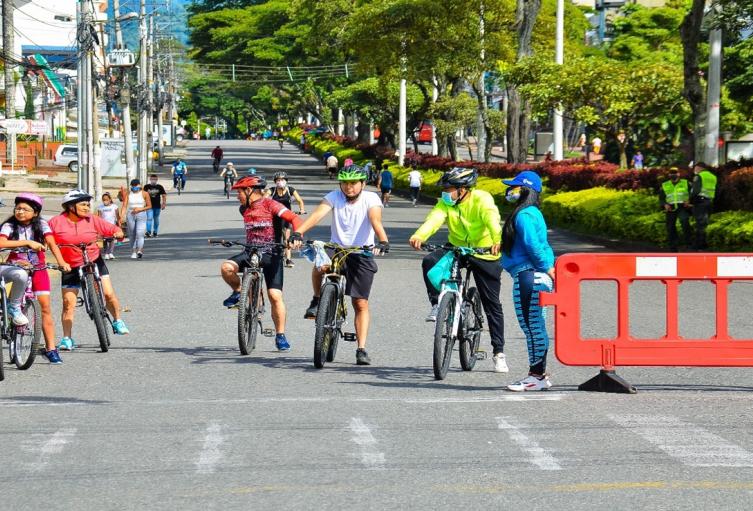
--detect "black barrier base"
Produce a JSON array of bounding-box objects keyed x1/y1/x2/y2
[{"x1": 578, "y1": 370, "x2": 637, "y2": 394}]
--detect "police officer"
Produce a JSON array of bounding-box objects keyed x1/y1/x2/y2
[
  {"x1": 659, "y1": 168, "x2": 692, "y2": 252},
  {"x1": 690, "y1": 162, "x2": 717, "y2": 250}
]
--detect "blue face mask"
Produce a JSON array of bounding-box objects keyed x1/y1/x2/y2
[
  {"x1": 441, "y1": 191, "x2": 456, "y2": 206},
  {"x1": 131, "y1": 186, "x2": 141, "y2": 192}
]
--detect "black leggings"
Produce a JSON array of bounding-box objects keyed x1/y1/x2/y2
[{"x1": 421, "y1": 249, "x2": 505, "y2": 354}]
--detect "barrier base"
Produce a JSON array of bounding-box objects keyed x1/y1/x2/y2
[{"x1": 578, "y1": 370, "x2": 637, "y2": 394}]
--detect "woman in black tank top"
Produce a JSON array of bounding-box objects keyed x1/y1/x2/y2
[{"x1": 269, "y1": 171, "x2": 306, "y2": 266}]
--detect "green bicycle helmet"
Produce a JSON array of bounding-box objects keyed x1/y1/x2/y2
[{"x1": 338, "y1": 165, "x2": 367, "y2": 182}]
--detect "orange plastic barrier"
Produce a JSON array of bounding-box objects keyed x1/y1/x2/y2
[{"x1": 539, "y1": 253, "x2": 753, "y2": 393}]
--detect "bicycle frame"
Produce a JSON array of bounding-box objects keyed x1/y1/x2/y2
[
  {"x1": 436, "y1": 257, "x2": 473, "y2": 339},
  {"x1": 58, "y1": 241, "x2": 111, "y2": 323}
]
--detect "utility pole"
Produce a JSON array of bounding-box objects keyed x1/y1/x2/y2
[
  {"x1": 147, "y1": 15, "x2": 154, "y2": 173},
  {"x1": 3, "y1": 0, "x2": 17, "y2": 169},
  {"x1": 476, "y1": 1, "x2": 486, "y2": 162},
  {"x1": 156, "y1": 48, "x2": 164, "y2": 165},
  {"x1": 705, "y1": 27, "x2": 722, "y2": 166},
  {"x1": 431, "y1": 78, "x2": 439, "y2": 156},
  {"x1": 398, "y1": 40, "x2": 407, "y2": 166},
  {"x1": 553, "y1": 0, "x2": 565, "y2": 161},
  {"x1": 113, "y1": 0, "x2": 136, "y2": 181},
  {"x1": 76, "y1": 0, "x2": 93, "y2": 193},
  {"x1": 137, "y1": 0, "x2": 148, "y2": 182}
]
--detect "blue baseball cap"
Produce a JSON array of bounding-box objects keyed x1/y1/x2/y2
[{"x1": 502, "y1": 170, "x2": 542, "y2": 192}]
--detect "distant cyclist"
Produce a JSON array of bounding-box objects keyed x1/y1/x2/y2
[
  {"x1": 220, "y1": 162, "x2": 238, "y2": 193},
  {"x1": 219, "y1": 175, "x2": 303, "y2": 352},
  {"x1": 172, "y1": 158, "x2": 188, "y2": 191},
  {"x1": 211, "y1": 145, "x2": 223, "y2": 173},
  {"x1": 408, "y1": 167, "x2": 508, "y2": 373},
  {"x1": 266, "y1": 171, "x2": 306, "y2": 267},
  {"x1": 278, "y1": 135, "x2": 285, "y2": 150}
]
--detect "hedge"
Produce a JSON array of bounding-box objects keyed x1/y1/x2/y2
[{"x1": 288, "y1": 127, "x2": 753, "y2": 251}]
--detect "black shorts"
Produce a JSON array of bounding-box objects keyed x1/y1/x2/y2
[
  {"x1": 61, "y1": 257, "x2": 110, "y2": 289},
  {"x1": 329, "y1": 252, "x2": 378, "y2": 300},
  {"x1": 227, "y1": 251, "x2": 284, "y2": 290},
  {"x1": 380, "y1": 187, "x2": 392, "y2": 194}
]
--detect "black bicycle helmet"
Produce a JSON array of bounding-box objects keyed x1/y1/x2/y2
[
  {"x1": 273, "y1": 171, "x2": 288, "y2": 181},
  {"x1": 439, "y1": 167, "x2": 478, "y2": 188}
]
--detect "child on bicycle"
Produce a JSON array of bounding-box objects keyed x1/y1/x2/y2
[
  {"x1": 219, "y1": 175, "x2": 302, "y2": 352},
  {"x1": 501, "y1": 171, "x2": 555, "y2": 392},
  {"x1": 408, "y1": 167, "x2": 508, "y2": 373},
  {"x1": 49, "y1": 189, "x2": 129, "y2": 351},
  {"x1": 289, "y1": 165, "x2": 390, "y2": 366},
  {"x1": 0, "y1": 193, "x2": 71, "y2": 364}
]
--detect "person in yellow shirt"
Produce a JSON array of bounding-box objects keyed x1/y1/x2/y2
[{"x1": 408, "y1": 167, "x2": 508, "y2": 373}]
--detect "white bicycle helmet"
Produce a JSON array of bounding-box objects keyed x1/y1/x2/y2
[{"x1": 62, "y1": 189, "x2": 93, "y2": 207}]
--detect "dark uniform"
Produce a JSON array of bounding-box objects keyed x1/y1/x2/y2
[
  {"x1": 658, "y1": 170, "x2": 692, "y2": 252},
  {"x1": 690, "y1": 167, "x2": 717, "y2": 250}
]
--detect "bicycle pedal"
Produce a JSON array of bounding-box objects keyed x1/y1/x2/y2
[
  {"x1": 475, "y1": 350, "x2": 488, "y2": 360},
  {"x1": 343, "y1": 332, "x2": 357, "y2": 342},
  {"x1": 262, "y1": 328, "x2": 275, "y2": 337},
  {"x1": 76, "y1": 297, "x2": 85, "y2": 307}
]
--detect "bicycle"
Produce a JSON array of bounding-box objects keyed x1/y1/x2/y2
[
  {"x1": 223, "y1": 174, "x2": 235, "y2": 199},
  {"x1": 212, "y1": 157, "x2": 221, "y2": 174},
  {"x1": 306, "y1": 241, "x2": 373, "y2": 369},
  {"x1": 173, "y1": 174, "x2": 186, "y2": 195},
  {"x1": 7, "y1": 263, "x2": 61, "y2": 370},
  {"x1": 423, "y1": 244, "x2": 488, "y2": 380},
  {"x1": 57, "y1": 240, "x2": 114, "y2": 353},
  {"x1": 208, "y1": 239, "x2": 283, "y2": 355},
  {"x1": 278, "y1": 139, "x2": 284, "y2": 150},
  {"x1": 0, "y1": 259, "x2": 48, "y2": 376}
]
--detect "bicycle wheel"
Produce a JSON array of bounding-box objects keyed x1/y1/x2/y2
[
  {"x1": 314, "y1": 283, "x2": 338, "y2": 368},
  {"x1": 237, "y1": 272, "x2": 261, "y2": 355},
  {"x1": 459, "y1": 287, "x2": 483, "y2": 371},
  {"x1": 85, "y1": 273, "x2": 111, "y2": 352},
  {"x1": 325, "y1": 294, "x2": 344, "y2": 363},
  {"x1": 12, "y1": 298, "x2": 41, "y2": 370},
  {"x1": 433, "y1": 292, "x2": 457, "y2": 380}
]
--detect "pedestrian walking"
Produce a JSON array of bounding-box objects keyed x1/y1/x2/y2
[
  {"x1": 377, "y1": 163, "x2": 393, "y2": 207},
  {"x1": 501, "y1": 171, "x2": 555, "y2": 391},
  {"x1": 121, "y1": 179, "x2": 152, "y2": 259},
  {"x1": 690, "y1": 162, "x2": 717, "y2": 251},
  {"x1": 326, "y1": 153, "x2": 338, "y2": 180},
  {"x1": 659, "y1": 168, "x2": 692, "y2": 252},
  {"x1": 96, "y1": 193, "x2": 120, "y2": 259},
  {"x1": 408, "y1": 167, "x2": 422, "y2": 206},
  {"x1": 144, "y1": 174, "x2": 167, "y2": 238}
]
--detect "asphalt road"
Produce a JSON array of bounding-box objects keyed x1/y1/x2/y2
[{"x1": 2, "y1": 139, "x2": 753, "y2": 510}]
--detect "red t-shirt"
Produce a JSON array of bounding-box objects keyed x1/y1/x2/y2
[
  {"x1": 242, "y1": 197, "x2": 300, "y2": 247},
  {"x1": 48, "y1": 213, "x2": 120, "y2": 267}
]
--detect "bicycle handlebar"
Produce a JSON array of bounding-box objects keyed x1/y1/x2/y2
[
  {"x1": 421, "y1": 243, "x2": 491, "y2": 255},
  {"x1": 208, "y1": 239, "x2": 287, "y2": 250},
  {"x1": 304, "y1": 240, "x2": 374, "y2": 252}
]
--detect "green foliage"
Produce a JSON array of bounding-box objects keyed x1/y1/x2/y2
[
  {"x1": 429, "y1": 93, "x2": 477, "y2": 141},
  {"x1": 607, "y1": 5, "x2": 685, "y2": 66}
]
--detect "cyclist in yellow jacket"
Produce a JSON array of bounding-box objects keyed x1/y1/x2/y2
[{"x1": 408, "y1": 167, "x2": 508, "y2": 373}]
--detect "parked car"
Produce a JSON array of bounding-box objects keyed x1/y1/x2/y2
[
  {"x1": 53, "y1": 145, "x2": 78, "y2": 172},
  {"x1": 416, "y1": 121, "x2": 433, "y2": 143}
]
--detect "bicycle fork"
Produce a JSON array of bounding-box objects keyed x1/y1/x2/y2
[{"x1": 438, "y1": 287, "x2": 463, "y2": 338}]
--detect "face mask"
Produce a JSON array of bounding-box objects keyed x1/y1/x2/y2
[
  {"x1": 505, "y1": 187, "x2": 521, "y2": 203},
  {"x1": 131, "y1": 186, "x2": 141, "y2": 192},
  {"x1": 276, "y1": 180, "x2": 286, "y2": 188},
  {"x1": 149, "y1": 180, "x2": 157, "y2": 185},
  {"x1": 441, "y1": 191, "x2": 457, "y2": 206}
]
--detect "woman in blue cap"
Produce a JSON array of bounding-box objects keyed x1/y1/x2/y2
[{"x1": 501, "y1": 170, "x2": 555, "y2": 391}]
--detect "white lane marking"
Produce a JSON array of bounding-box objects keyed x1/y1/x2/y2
[
  {"x1": 496, "y1": 417, "x2": 562, "y2": 471},
  {"x1": 609, "y1": 414, "x2": 753, "y2": 467},
  {"x1": 28, "y1": 428, "x2": 77, "y2": 471},
  {"x1": 348, "y1": 417, "x2": 385, "y2": 470},
  {"x1": 0, "y1": 394, "x2": 565, "y2": 407},
  {"x1": 636, "y1": 256, "x2": 677, "y2": 277},
  {"x1": 717, "y1": 256, "x2": 753, "y2": 277},
  {"x1": 195, "y1": 423, "x2": 225, "y2": 474}
]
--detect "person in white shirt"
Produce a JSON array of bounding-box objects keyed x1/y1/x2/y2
[
  {"x1": 290, "y1": 165, "x2": 389, "y2": 366},
  {"x1": 326, "y1": 154, "x2": 338, "y2": 180},
  {"x1": 408, "y1": 167, "x2": 422, "y2": 206},
  {"x1": 96, "y1": 193, "x2": 120, "y2": 259}
]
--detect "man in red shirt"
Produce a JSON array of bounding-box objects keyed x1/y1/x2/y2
[
  {"x1": 48, "y1": 189, "x2": 128, "y2": 350},
  {"x1": 219, "y1": 175, "x2": 302, "y2": 351},
  {"x1": 211, "y1": 146, "x2": 223, "y2": 173}
]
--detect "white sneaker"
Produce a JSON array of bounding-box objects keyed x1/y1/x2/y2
[
  {"x1": 493, "y1": 352, "x2": 509, "y2": 373},
  {"x1": 130, "y1": 253, "x2": 138, "y2": 259},
  {"x1": 8, "y1": 305, "x2": 29, "y2": 326},
  {"x1": 426, "y1": 304, "x2": 439, "y2": 322},
  {"x1": 507, "y1": 374, "x2": 552, "y2": 392}
]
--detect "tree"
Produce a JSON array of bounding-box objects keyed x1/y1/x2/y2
[{"x1": 516, "y1": 56, "x2": 688, "y2": 167}]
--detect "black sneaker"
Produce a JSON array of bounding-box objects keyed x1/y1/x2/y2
[
  {"x1": 145, "y1": 232, "x2": 152, "y2": 238},
  {"x1": 304, "y1": 297, "x2": 319, "y2": 319},
  {"x1": 356, "y1": 348, "x2": 371, "y2": 366}
]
